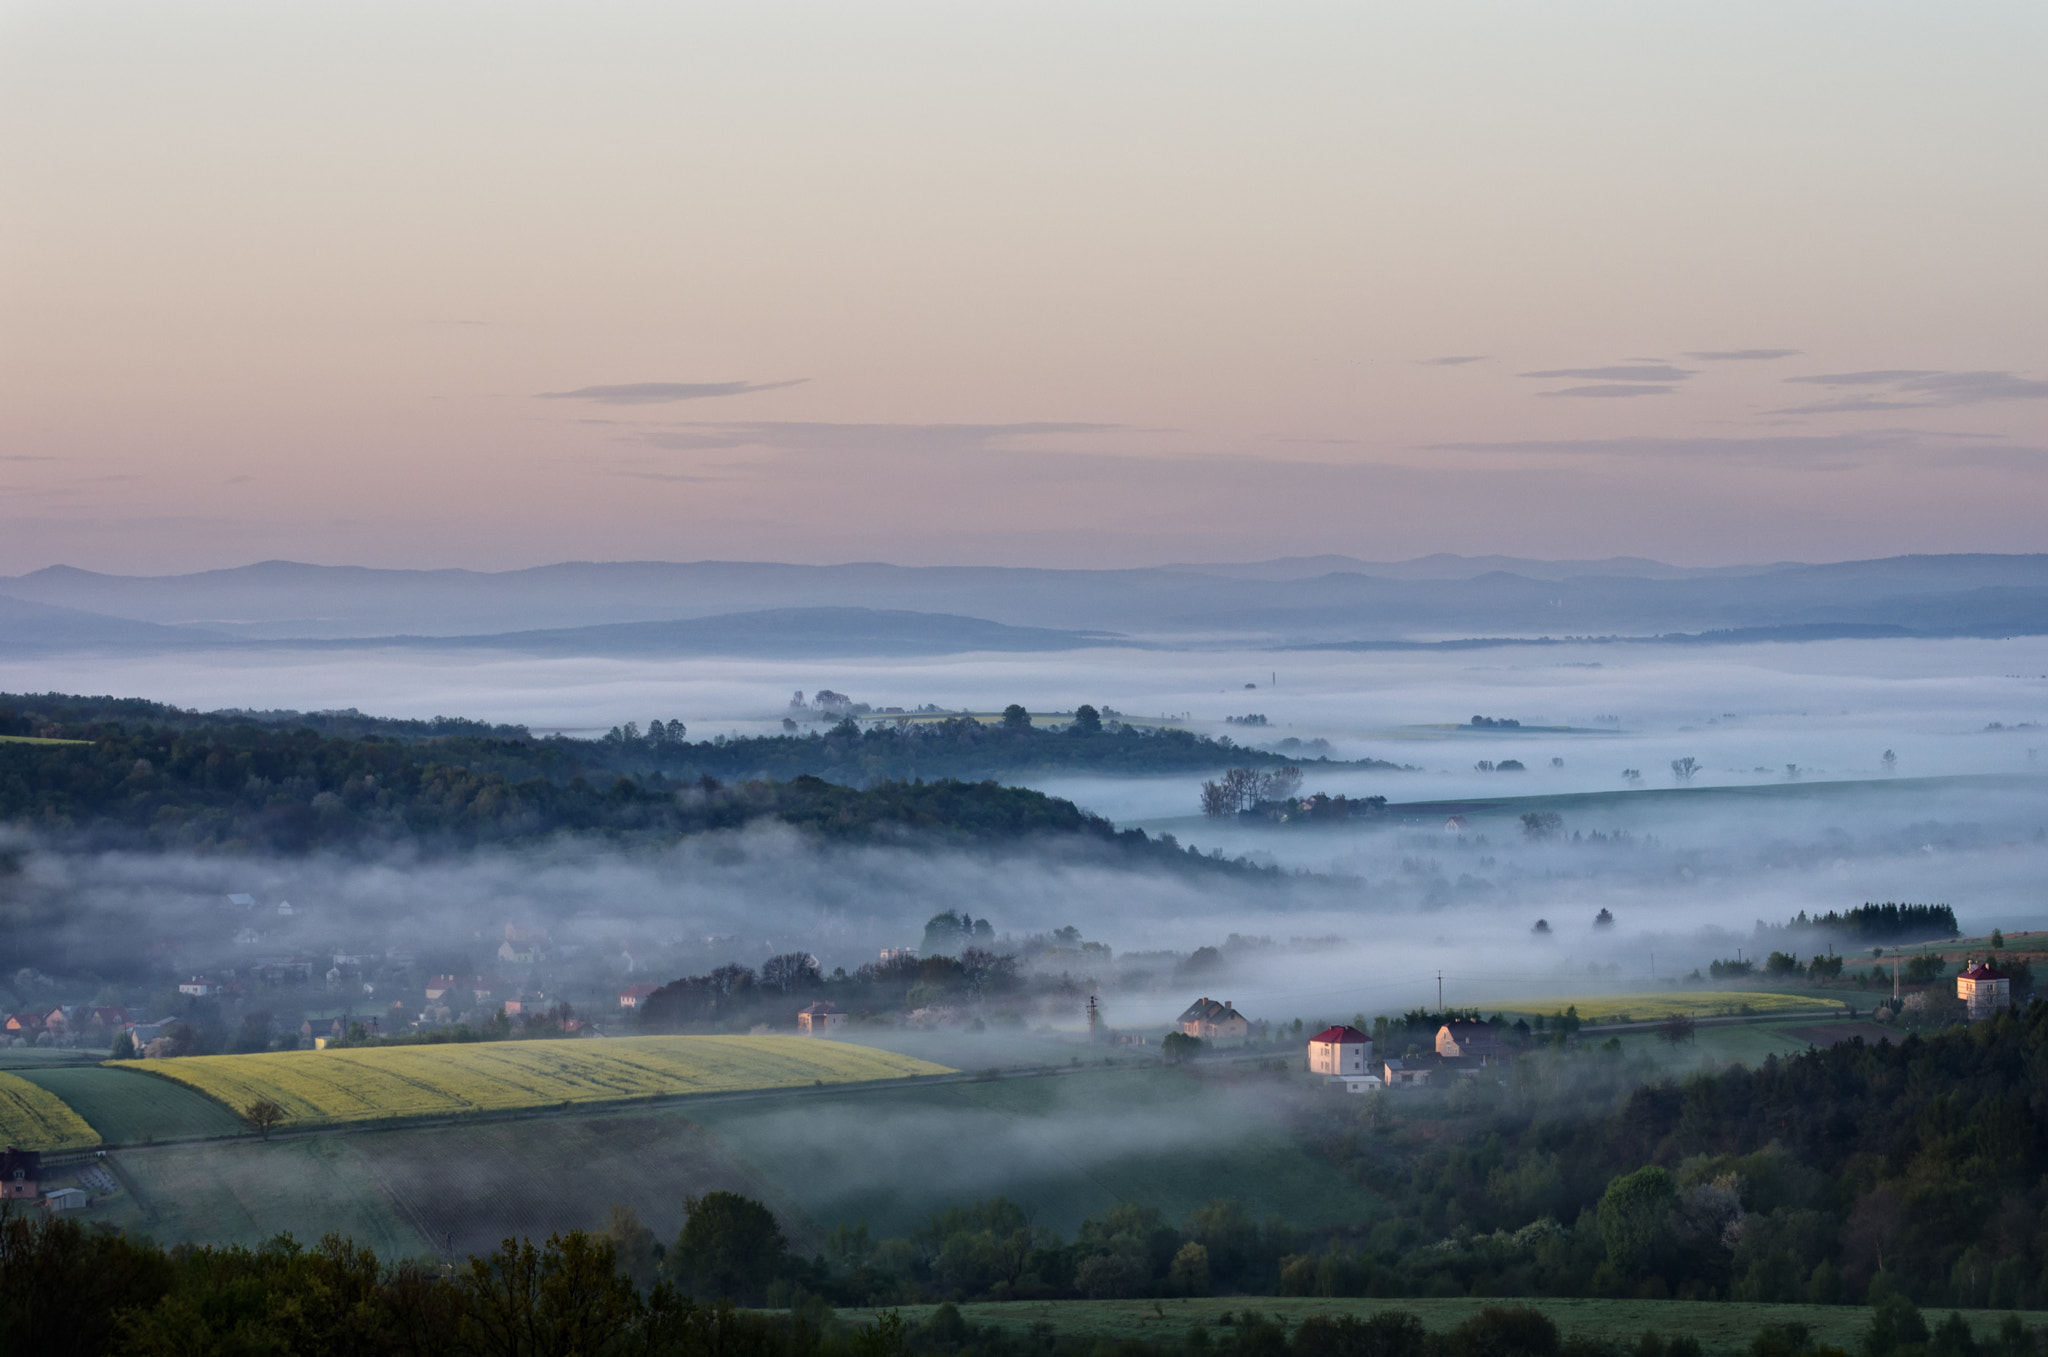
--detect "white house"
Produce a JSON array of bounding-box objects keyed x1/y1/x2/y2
[
  {"x1": 177, "y1": 977, "x2": 218, "y2": 997},
  {"x1": 1331, "y1": 1074, "x2": 1384, "y2": 1094},
  {"x1": 1307, "y1": 1024, "x2": 1373, "y2": 1076},
  {"x1": 1958, "y1": 961, "x2": 2012, "y2": 1021},
  {"x1": 43, "y1": 1187, "x2": 89, "y2": 1214}
]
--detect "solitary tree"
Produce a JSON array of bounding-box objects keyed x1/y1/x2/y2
[
  {"x1": 1002, "y1": 704, "x2": 1032, "y2": 732},
  {"x1": 1072, "y1": 704, "x2": 1102, "y2": 734},
  {"x1": 243, "y1": 1099, "x2": 285, "y2": 1141},
  {"x1": 1658, "y1": 1013, "x2": 1697, "y2": 1046},
  {"x1": 1161, "y1": 1031, "x2": 1203, "y2": 1064},
  {"x1": 1671, "y1": 757, "x2": 1700, "y2": 782}
]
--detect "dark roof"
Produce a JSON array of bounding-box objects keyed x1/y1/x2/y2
[
  {"x1": 1, "y1": 1146, "x2": 42, "y2": 1177},
  {"x1": 799, "y1": 1001, "x2": 841, "y2": 1015},
  {"x1": 1310, "y1": 1025, "x2": 1370, "y2": 1044},
  {"x1": 1179, "y1": 997, "x2": 1245, "y2": 1023}
]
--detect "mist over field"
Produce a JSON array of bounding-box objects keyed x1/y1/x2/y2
[{"x1": 3, "y1": 634, "x2": 2043, "y2": 1029}]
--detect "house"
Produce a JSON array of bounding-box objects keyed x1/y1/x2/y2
[
  {"x1": 277, "y1": 900, "x2": 296, "y2": 916},
  {"x1": 1383, "y1": 1058, "x2": 1432, "y2": 1087},
  {"x1": 1444, "y1": 815, "x2": 1469, "y2": 834},
  {"x1": 85, "y1": 1007, "x2": 129, "y2": 1029},
  {"x1": 879, "y1": 948, "x2": 918, "y2": 964},
  {"x1": 797, "y1": 1001, "x2": 848, "y2": 1035},
  {"x1": 4, "y1": 1013, "x2": 45, "y2": 1037},
  {"x1": 1, "y1": 1146, "x2": 41, "y2": 1200},
  {"x1": 43, "y1": 1187, "x2": 90, "y2": 1214},
  {"x1": 618, "y1": 983, "x2": 660, "y2": 1010},
  {"x1": 227, "y1": 893, "x2": 256, "y2": 910},
  {"x1": 424, "y1": 975, "x2": 477, "y2": 1003},
  {"x1": 1307, "y1": 1025, "x2": 1374, "y2": 1076},
  {"x1": 233, "y1": 927, "x2": 265, "y2": 946},
  {"x1": 1331, "y1": 1074, "x2": 1384, "y2": 1093},
  {"x1": 1177, "y1": 997, "x2": 1250, "y2": 1043},
  {"x1": 40, "y1": 1007, "x2": 73, "y2": 1036},
  {"x1": 178, "y1": 977, "x2": 219, "y2": 997},
  {"x1": 498, "y1": 939, "x2": 537, "y2": 966},
  {"x1": 1437, "y1": 1020, "x2": 1504, "y2": 1062},
  {"x1": 1959, "y1": 961, "x2": 2012, "y2": 1021}
]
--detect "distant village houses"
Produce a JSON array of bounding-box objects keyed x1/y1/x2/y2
[{"x1": 618, "y1": 983, "x2": 660, "y2": 1010}]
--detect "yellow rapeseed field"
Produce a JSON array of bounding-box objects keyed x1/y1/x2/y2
[
  {"x1": 122, "y1": 1035, "x2": 952, "y2": 1128},
  {"x1": 0, "y1": 1070, "x2": 101, "y2": 1151},
  {"x1": 1491, "y1": 991, "x2": 1846, "y2": 1021}
]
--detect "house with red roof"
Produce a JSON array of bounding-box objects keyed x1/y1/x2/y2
[
  {"x1": 1306, "y1": 1024, "x2": 1374, "y2": 1077},
  {"x1": 1958, "y1": 960, "x2": 2011, "y2": 1021}
]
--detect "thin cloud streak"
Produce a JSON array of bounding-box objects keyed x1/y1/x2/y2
[
  {"x1": 1778, "y1": 370, "x2": 2048, "y2": 414},
  {"x1": 1521, "y1": 365, "x2": 1694, "y2": 382},
  {"x1": 1685, "y1": 349, "x2": 1802, "y2": 362},
  {"x1": 538, "y1": 380, "x2": 810, "y2": 405},
  {"x1": 1534, "y1": 384, "x2": 1679, "y2": 399}
]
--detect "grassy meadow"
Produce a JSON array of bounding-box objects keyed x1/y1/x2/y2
[
  {"x1": 1491, "y1": 991, "x2": 1847, "y2": 1022},
  {"x1": 0, "y1": 1068, "x2": 101, "y2": 1151},
  {"x1": 685, "y1": 1063, "x2": 1379, "y2": 1237},
  {"x1": 12, "y1": 1065, "x2": 246, "y2": 1143},
  {"x1": 119, "y1": 1035, "x2": 952, "y2": 1128}
]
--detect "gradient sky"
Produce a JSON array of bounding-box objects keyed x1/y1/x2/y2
[{"x1": 4, "y1": 3, "x2": 2046, "y2": 573}]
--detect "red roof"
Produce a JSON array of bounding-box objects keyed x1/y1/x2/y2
[
  {"x1": 619, "y1": 983, "x2": 660, "y2": 999},
  {"x1": 1961, "y1": 963, "x2": 2008, "y2": 981},
  {"x1": 1310, "y1": 1025, "x2": 1370, "y2": 1044}
]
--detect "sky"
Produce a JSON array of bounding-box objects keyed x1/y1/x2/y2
[{"x1": 3, "y1": 2, "x2": 2046, "y2": 575}]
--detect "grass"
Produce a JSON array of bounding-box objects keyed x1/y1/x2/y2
[
  {"x1": 90, "y1": 1102, "x2": 796, "y2": 1257},
  {"x1": 839, "y1": 1297, "x2": 2048, "y2": 1354},
  {"x1": 11, "y1": 1066, "x2": 246, "y2": 1143},
  {"x1": 685, "y1": 1064, "x2": 1379, "y2": 1236},
  {"x1": 120, "y1": 1035, "x2": 953, "y2": 1128},
  {"x1": 0, "y1": 734, "x2": 90, "y2": 745},
  {"x1": 1490, "y1": 992, "x2": 1846, "y2": 1022},
  {"x1": 0, "y1": 1068, "x2": 102, "y2": 1151}
]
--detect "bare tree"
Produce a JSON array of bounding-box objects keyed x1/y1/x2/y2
[{"x1": 1671, "y1": 757, "x2": 1700, "y2": 782}]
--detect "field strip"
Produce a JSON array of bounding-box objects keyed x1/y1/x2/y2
[
  {"x1": 1488, "y1": 991, "x2": 1847, "y2": 1020},
  {"x1": 0, "y1": 1068, "x2": 102, "y2": 1151},
  {"x1": 119, "y1": 1035, "x2": 953, "y2": 1128}
]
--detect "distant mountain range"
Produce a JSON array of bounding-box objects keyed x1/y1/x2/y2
[{"x1": 3, "y1": 553, "x2": 2048, "y2": 655}]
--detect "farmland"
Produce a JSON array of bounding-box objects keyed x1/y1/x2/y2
[
  {"x1": 0, "y1": 1068, "x2": 101, "y2": 1151},
  {"x1": 11, "y1": 1065, "x2": 245, "y2": 1143},
  {"x1": 122, "y1": 1035, "x2": 952, "y2": 1128},
  {"x1": 1489, "y1": 990, "x2": 1846, "y2": 1021},
  {"x1": 685, "y1": 1063, "x2": 1378, "y2": 1237},
  {"x1": 842, "y1": 1297, "x2": 2048, "y2": 1354}
]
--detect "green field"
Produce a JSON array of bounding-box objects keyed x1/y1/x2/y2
[
  {"x1": 0, "y1": 1068, "x2": 100, "y2": 1150},
  {"x1": 0, "y1": 734, "x2": 89, "y2": 745},
  {"x1": 89, "y1": 1102, "x2": 801, "y2": 1256},
  {"x1": 1493, "y1": 992, "x2": 1846, "y2": 1022},
  {"x1": 12, "y1": 1065, "x2": 247, "y2": 1143},
  {"x1": 124, "y1": 1035, "x2": 953, "y2": 1127},
  {"x1": 843, "y1": 1297, "x2": 2048, "y2": 1354},
  {"x1": 686, "y1": 1065, "x2": 1378, "y2": 1236}
]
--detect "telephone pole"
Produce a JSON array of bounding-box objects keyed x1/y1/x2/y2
[{"x1": 1437, "y1": 971, "x2": 1443, "y2": 1011}]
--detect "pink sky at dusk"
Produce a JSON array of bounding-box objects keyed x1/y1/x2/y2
[{"x1": 3, "y1": 2, "x2": 2045, "y2": 574}]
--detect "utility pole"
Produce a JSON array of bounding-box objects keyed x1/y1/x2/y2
[
  {"x1": 1086, "y1": 994, "x2": 1100, "y2": 1043},
  {"x1": 1893, "y1": 948, "x2": 1901, "y2": 1002},
  {"x1": 1437, "y1": 971, "x2": 1443, "y2": 1011}
]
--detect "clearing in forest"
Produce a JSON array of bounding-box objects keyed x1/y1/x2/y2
[{"x1": 121, "y1": 1035, "x2": 951, "y2": 1128}]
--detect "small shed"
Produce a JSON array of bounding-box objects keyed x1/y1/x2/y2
[
  {"x1": 1383, "y1": 1058, "x2": 1432, "y2": 1087},
  {"x1": 797, "y1": 1001, "x2": 848, "y2": 1035},
  {"x1": 43, "y1": 1187, "x2": 89, "y2": 1214}
]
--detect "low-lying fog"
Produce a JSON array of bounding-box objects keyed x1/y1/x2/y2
[{"x1": 2, "y1": 636, "x2": 2044, "y2": 1027}]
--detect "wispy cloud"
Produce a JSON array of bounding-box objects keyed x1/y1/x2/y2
[
  {"x1": 1422, "y1": 429, "x2": 1934, "y2": 468},
  {"x1": 1520, "y1": 364, "x2": 1694, "y2": 383},
  {"x1": 1534, "y1": 383, "x2": 1679, "y2": 399},
  {"x1": 1778, "y1": 369, "x2": 2048, "y2": 414},
  {"x1": 1684, "y1": 349, "x2": 1801, "y2": 362},
  {"x1": 631, "y1": 422, "x2": 1123, "y2": 456},
  {"x1": 538, "y1": 380, "x2": 809, "y2": 405},
  {"x1": 1416, "y1": 355, "x2": 1486, "y2": 366}
]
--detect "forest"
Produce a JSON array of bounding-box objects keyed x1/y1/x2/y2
[
  {"x1": 0, "y1": 691, "x2": 1405, "y2": 791},
  {"x1": 0, "y1": 706, "x2": 1267, "y2": 870}
]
